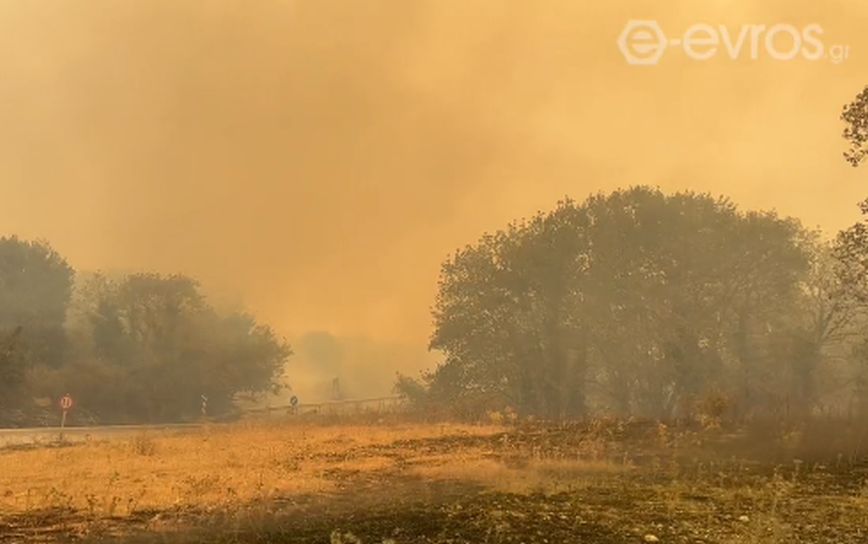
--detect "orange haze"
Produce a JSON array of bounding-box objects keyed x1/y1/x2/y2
[{"x1": 1, "y1": 1, "x2": 867, "y2": 394}]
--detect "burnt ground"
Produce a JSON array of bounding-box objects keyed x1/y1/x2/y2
[{"x1": 2, "y1": 421, "x2": 868, "y2": 544}]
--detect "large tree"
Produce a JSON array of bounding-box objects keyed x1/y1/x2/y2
[
  {"x1": 836, "y1": 86, "x2": 868, "y2": 412},
  {"x1": 426, "y1": 187, "x2": 812, "y2": 420}
]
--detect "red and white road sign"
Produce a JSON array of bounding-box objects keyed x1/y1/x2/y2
[{"x1": 59, "y1": 394, "x2": 74, "y2": 411}]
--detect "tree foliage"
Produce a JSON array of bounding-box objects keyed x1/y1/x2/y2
[
  {"x1": 0, "y1": 237, "x2": 292, "y2": 424},
  {"x1": 843, "y1": 85, "x2": 868, "y2": 167},
  {"x1": 0, "y1": 236, "x2": 74, "y2": 368},
  {"x1": 0, "y1": 327, "x2": 25, "y2": 406},
  {"x1": 42, "y1": 273, "x2": 292, "y2": 421},
  {"x1": 832, "y1": 199, "x2": 868, "y2": 415},
  {"x1": 423, "y1": 187, "x2": 825, "y2": 419}
]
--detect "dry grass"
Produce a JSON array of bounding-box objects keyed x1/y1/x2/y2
[
  {"x1": 0, "y1": 421, "x2": 507, "y2": 518},
  {"x1": 408, "y1": 457, "x2": 627, "y2": 495},
  {"x1": 2, "y1": 418, "x2": 866, "y2": 543}
]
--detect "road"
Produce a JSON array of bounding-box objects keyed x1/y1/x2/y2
[
  {"x1": 0, "y1": 395, "x2": 406, "y2": 448},
  {"x1": 0, "y1": 423, "x2": 202, "y2": 447}
]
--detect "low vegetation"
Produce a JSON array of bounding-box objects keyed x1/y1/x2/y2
[{"x1": 1, "y1": 417, "x2": 866, "y2": 543}]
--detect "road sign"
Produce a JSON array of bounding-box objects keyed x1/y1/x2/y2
[
  {"x1": 59, "y1": 394, "x2": 73, "y2": 441},
  {"x1": 290, "y1": 395, "x2": 299, "y2": 407}
]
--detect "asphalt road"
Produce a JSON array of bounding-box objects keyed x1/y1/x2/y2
[{"x1": 0, "y1": 423, "x2": 202, "y2": 447}]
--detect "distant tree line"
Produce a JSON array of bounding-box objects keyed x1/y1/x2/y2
[
  {"x1": 0, "y1": 237, "x2": 291, "y2": 424},
  {"x1": 399, "y1": 186, "x2": 868, "y2": 421}
]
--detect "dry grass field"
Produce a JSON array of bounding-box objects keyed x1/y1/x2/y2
[{"x1": 1, "y1": 417, "x2": 867, "y2": 543}]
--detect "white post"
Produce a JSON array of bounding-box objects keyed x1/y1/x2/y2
[{"x1": 60, "y1": 409, "x2": 67, "y2": 442}]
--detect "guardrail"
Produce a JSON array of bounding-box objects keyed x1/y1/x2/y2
[{"x1": 242, "y1": 395, "x2": 405, "y2": 416}]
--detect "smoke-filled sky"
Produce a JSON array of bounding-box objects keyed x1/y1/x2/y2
[{"x1": 1, "y1": 1, "x2": 867, "y2": 365}]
